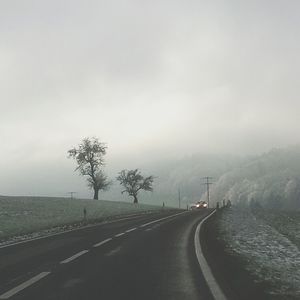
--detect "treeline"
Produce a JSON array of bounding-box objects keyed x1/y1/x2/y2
[
  {"x1": 207, "y1": 146, "x2": 300, "y2": 210},
  {"x1": 70, "y1": 138, "x2": 300, "y2": 210},
  {"x1": 103, "y1": 153, "x2": 243, "y2": 206}
]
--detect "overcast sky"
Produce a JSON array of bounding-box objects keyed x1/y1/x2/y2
[{"x1": 1, "y1": 0, "x2": 299, "y2": 197}]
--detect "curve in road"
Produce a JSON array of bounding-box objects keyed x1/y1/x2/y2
[{"x1": 0, "y1": 209, "x2": 221, "y2": 300}]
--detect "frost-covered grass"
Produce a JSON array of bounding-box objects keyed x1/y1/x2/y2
[
  {"x1": 0, "y1": 195, "x2": 164, "y2": 243},
  {"x1": 252, "y1": 209, "x2": 300, "y2": 249},
  {"x1": 217, "y1": 207, "x2": 300, "y2": 300}
]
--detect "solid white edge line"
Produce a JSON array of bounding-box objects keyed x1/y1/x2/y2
[
  {"x1": 140, "y1": 211, "x2": 187, "y2": 228},
  {"x1": 0, "y1": 272, "x2": 51, "y2": 299},
  {"x1": 194, "y1": 210, "x2": 228, "y2": 300},
  {"x1": 60, "y1": 250, "x2": 89, "y2": 264},
  {"x1": 93, "y1": 238, "x2": 112, "y2": 248}
]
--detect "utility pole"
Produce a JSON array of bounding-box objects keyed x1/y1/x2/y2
[
  {"x1": 68, "y1": 192, "x2": 76, "y2": 199},
  {"x1": 178, "y1": 188, "x2": 181, "y2": 209},
  {"x1": 202, "y1": 177, "x2": 213, "y2": 208}
]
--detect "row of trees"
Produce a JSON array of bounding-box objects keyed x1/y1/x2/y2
[{"x1": 68, "y1": 137, "x2": 154, "y2": 203}]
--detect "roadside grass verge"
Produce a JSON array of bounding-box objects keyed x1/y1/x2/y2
[
  {"x1": 202, "y1": 207, "x2": 300, "y2": 300},
  {"x1": 201, "y1": 210, "x2": 271, "y2": 300},
  {"x1": 0, "y1": 195, "x2": 167, "y2": 244},
  {"x1": 251, "y1": 208, "x2": 300, "y2": 249}
]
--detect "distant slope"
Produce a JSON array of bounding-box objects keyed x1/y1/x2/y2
[
  {"x1": 104, "y1": 153, "x2": 243, "y2": 207},
  {"x1": 207, "y1": 146, "x2": 300, "y2": 210}
]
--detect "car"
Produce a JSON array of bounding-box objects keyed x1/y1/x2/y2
[
  {"x1": 190, "y1": 201, "x2": 208, "y2": 209},
  {"x1": 196, "y1": 201, "x2": 208, "y2": 208}
]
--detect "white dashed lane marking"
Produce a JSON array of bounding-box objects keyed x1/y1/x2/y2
[
  {"x1": 60, "y1": 250, "x2": 89, "y2": 264},
  {"x1": 0, "y1": 212, "x2": 187, "y2": 299},
  {"x1": 0, "y1": 272, "x2": 51, "y2": 299},
  {"x1": 93, "y1": 238, "x2": 112, "y2": 248},
  {"x1": 140, "y1": 211, "x2": 187, "y2": 228},
  {"x1": 125, "y1": 228, "x2": 137, "y2": 233},
  {"x1": 114, "y1": 232, "x2": 126, "y2": 237}
]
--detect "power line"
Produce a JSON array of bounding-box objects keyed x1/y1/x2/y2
[
  {"x1": 202, "y1": 177, "x2": 213, "y2": 208},
  {"x1": 67, "y1": 192, "x2": 77, "y2": 199}
]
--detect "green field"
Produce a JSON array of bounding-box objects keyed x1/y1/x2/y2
[{"x1": 0, "y1": 195, "x2": 165, "y2": 243}]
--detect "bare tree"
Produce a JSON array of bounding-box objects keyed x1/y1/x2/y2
[
  {"x1": 116, "y1": 169, "x2": 154, "y2": 204},
  {"x1": 68, "y1": 137, "x2": 111, "y2": 200},
  {"x1": 87, "y1": 170, "x2": 112, "y2": 194}
]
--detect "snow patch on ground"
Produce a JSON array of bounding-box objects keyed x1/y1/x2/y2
[{"x1": 217, "y1": 207, "x2": 300, "y2": 299}]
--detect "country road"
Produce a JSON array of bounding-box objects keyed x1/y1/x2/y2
[{"x1": 0, "y1": 210, "x2": 216, "y2": 300}]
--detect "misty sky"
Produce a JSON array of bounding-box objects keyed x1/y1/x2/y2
[{"x1": 1, "y1": 0, "x2": 300, "y2": 197}]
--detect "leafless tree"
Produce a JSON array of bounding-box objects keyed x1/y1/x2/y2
[
  {"x1": 116, "y1": 169, "x2": 154, "y2": 204},
  {"x1": 68, "y1": 137, "x2": 111, "y2": 200}
]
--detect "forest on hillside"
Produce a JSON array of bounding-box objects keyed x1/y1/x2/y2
[
  {"x1": 206, "y1": 146, "x2": 300, "y2": 210},
  {"x1": 103, "y1": 146, "x2": 300, "y2": 210}
]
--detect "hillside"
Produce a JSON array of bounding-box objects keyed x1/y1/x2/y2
[
  {"x1": 104, "y1": 147, "x2": 300, "y2": 210},
  {"x1": 104, "y1": 153, "x2": 243, "y2": 207},
  {"x1": 205, "y1": 146, "x2": 300, "y2": 210}
]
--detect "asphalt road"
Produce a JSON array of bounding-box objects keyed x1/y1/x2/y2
[{"x1": 0, "y1": 209, "x2": 215, "y2": 300}]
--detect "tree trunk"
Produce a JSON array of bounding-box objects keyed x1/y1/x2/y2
[
  {"x1": 133, "y1": 194, "x2": 138, "y2": 204},
  {"x1": 93, "y1": 188, "x2": 99, "y2": 200}
]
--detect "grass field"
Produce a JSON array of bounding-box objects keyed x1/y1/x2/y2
[{"x1": 0, "y1": 195, "x2": 165, "y2": 243}]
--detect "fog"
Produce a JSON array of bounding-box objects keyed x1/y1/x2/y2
[
  {"x1": 206, "y1": 146, "x2": 300, "y2": 210},
  {"x1": 1, "y1": 1, "x2": 300, "y2": 200}
]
